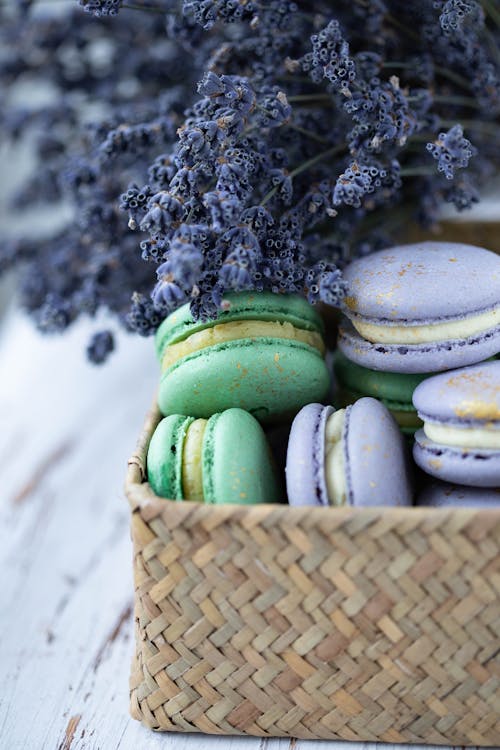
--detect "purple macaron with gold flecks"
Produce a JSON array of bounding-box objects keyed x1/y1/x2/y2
[
  {"x1": 286, "y1": 398, "x2": 413, "y2": 507},
  {"x1": 417, "y1": 481, "x2": 500, "y2": 508},
  {"x1": 413, "y1": 360, "x2": 500, "y2": 487},
  {"x1": 339, "y1": 242, "x2": 500, "y2": 374}
]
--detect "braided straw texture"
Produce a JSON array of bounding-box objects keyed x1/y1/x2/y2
[{"x1": 126, "y1": 404, "x2": 500, "y2": 745}]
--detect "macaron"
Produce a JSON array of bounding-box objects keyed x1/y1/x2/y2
[
  {"x1": 147, "y1": 408, "x2": 282, "y2": 504},
  {"x1": 338, "y1": 242, "x2": 500, "y2": 374},
  {"x1": 286, "y1": 398, "x2": 413, "y2": 507},
  {"x1": 413, "y1": 361, "x2": 500, "y2": 487},
  {"x1": 417, "y1": 480, "x2": 500, "y2": 508},
  {"x1": 333, "y1": 349, "x2": 428, "y2": 434},
  {"x1": 156, "y1": 292, "x2": 330, "y2": 422}
]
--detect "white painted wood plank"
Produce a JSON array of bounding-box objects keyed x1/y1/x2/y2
[{"x1": 0, "y1": 309, "x2": 475, "y2": 750}]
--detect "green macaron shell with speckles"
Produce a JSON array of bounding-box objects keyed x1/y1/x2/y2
[
  {"x1": 158, "y1": 338, "x2": 329, "y2": 422},
  {"x1": 333, "y1": 350, "x2": 428, "y2": 403},
  {"x1": 146, "y1": 414, "x2": 194, "y2": 499},
  {"x1": 202, "y1": 408, "x2": 281, "y2": 504},
  {"x1": 333, "y1": 349, "x2": 429, "y2": 433},
  {"x1": 157, "y1": 292, "x2": 329, "y2": 422}
]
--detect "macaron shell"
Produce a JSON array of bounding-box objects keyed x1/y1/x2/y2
[
  {"x1": 286, "y1": 403, "x2": 334, "y2": 506},
  {"x1": 333, "y1": 349, "x2": 428, "y2": 403},
  {"x1": 413, "y1": 429, "x2": 500, "y2": 487},
  {"x1": 158, "y1": 339, "x2": 330, "y2": 422},
  {"x1": 202, "y1": 408, "x2": 281, "y2": 504},
  {"x1": 413, "y1": 360, "x2": 500, "y2": 425},
  {"x1": 344, "y1": 398, "x2": 413, "y2": 506},
  {"x1": 338, "y1": 317, "x2": 500, "y2": 374},
  {"x1": 336, "y1": 384, "x2": 422, "y2": 435},
  {"x1": 342, "y1": 242, "x2": 500, "y2": 323},
  {"x1": 417, "y1": 480, "x2": 500, "y2": 507},
  {"x1": 147, "y1": 415, "x2": 194, "y2": 499},
  {"x1": 155, "y1": 291, "x2": 325, "y2": 357},
  {"x1": 333, "y1": 349, "x2": 425, "y2": 433}
]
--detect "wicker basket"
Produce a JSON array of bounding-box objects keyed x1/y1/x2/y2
[{"x1": 126, "y1": 402, "x2": 500, "y2": 745}]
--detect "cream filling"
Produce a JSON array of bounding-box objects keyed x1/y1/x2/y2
[
  {"x1": 352, "y1": 306, "x2": 500, "y2": 345},
  {"x1": 181, "y1": 418, "x2": 207, "y2": 501},
  {"x1": 424, "y1": 421, "x2": 500, "y2": 450},
  {"x1": 324, "y1": 409, "x2": 347, "y2": 506},
  {"x1": 161, "y1": 319, "x2": 325, "y2": 372}
]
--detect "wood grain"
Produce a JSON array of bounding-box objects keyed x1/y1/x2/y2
[{"x1": 0, "y1": 309, "x2": 480, "y2": 750}]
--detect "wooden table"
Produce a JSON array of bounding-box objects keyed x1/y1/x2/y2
[{"x1": 0, "y1": 307, "x2": 475, "y2": 750}]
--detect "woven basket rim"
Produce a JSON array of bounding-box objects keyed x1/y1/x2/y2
[{"x1": 125, "y1": 399, "x2": 500, "y2": 522}]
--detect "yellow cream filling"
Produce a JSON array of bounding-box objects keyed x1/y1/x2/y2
[
  {"x1": 424, "y1": 421, "x2": 500, "y2": 450},
  {"x1": 162, "y1": 319, "x2": 325, "y2": 372},
  {"x1": 324, "y1": 409, "x2": 347, "y2": 506},
  {"x1": 353, "y1": 306, "x2": 500, "y2": 345},
  {"x1": 181, "y1": 418, "x2": 207, "y2": 501}
]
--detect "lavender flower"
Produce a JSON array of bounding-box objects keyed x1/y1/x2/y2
[
  {"x1": 302, "y1": 20, "x2": 356, "y2": 95},
  {"x1": 184, "y1": 0, "x2": 257, "y2": 30},
  {"x1": 79, "y1": 0, "x2": 122, "y2": 16},
  {"x1": 439, "y1": 0, "x2": 484, "y2": 36},
  {"x1": 87, "y1": 330, "x2": 115, "y2": 363},
  {"x1": 333, "y1": 163, "x2": 375, "y2": 208},
  {"x1": 426, "y1": 125, "x2": 476, "y2": 180},
  {"x1": 127, "y1": 292, "x2": 166, "y2": 335},
  {"x1": 220, "y1": 243, "x2": 259, "y2": 289},
  {"x1": 333, "y1": 160, "x2": 401, "y2": 208},
  {"x1": 305, "y1": 261, "x2": 347, "y2": 305}
]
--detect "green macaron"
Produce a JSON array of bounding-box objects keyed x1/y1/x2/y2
[
  {"x1": 147, "y1": 408, "x2": 282, "y2": 505},
  {"x1": 333, "y1": 349, "x2": 429, "y2": 434},
  {"x1": 156, "y1": 292, "x2": 330, "y2": 422}
]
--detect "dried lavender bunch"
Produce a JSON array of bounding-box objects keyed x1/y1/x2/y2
[
  {"x1": 1, "y1": 2, "x2": 207, "y2": 352},
  {"x1": 1, "y1": 0, "x2": 499, "y2": 360}
]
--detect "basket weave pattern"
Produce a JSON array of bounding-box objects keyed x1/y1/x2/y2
[{"x1": 126, "y1": 406, "x2": 500, "y2": 745}]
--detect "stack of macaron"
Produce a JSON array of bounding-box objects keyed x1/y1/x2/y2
[
  {"x1": 148, "y1": 291, "x2": 330, "y2": 504},
  {"x1": 335, "y1": 242, "x2": 500, "y2": 502},
  {"x1": 335, "y1": 242, "x2": 500, "y2": 436},
  {"x1": 412, "y1": 360, "x2": 500, "y2": 503},
  {"x1": 147, "y1": 242, "x2": 500, "y2": 508}
]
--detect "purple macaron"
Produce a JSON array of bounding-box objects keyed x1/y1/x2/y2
[
  {"x1": 417, "y1": 481, "x2": 500, "y2": 508},
  {"x1": 338, "y1": 242, "x2": 500, "y2": 374},
  {"x1": 286, "y1": 398, "x2": 413, "y2": 507},
  {"x1": 413, "y1": 361, "x2": 500, "y2": 487}
]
